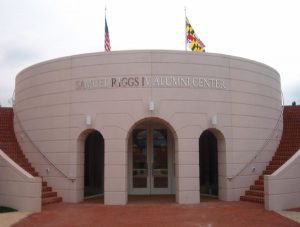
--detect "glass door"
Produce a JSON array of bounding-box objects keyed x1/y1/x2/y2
[
  {"x1": 130, "y1": 126, "x2": 172, "y2": 195},
  {"x1": 150, "y1": 129, "x2": 170, "y2": 194},
  {"x1": 131, "y1": 129, "x2": 149, "y2": 194},
  {"x1": 151, "y1": 129, "x2": 169, "y2": 194}
]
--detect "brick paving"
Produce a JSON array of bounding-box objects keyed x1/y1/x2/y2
[{"x1": 13, "y1": 197, "x2": 299, "y2": 227}]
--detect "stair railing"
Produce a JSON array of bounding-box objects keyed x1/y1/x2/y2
[
  {"x1": 12, "y1": 93, "x2": 76, "y2": 182},
  {"x1": 228, "y1": 92, "x2": 285, "y2": 181}
]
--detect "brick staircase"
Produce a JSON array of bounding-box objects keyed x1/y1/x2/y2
[
  {"x1": 240, "y1": 105, "x2": 300, "y2": 204},
  {"x1": 0, "y1": 107, "x2": 62, "y2": 206}
]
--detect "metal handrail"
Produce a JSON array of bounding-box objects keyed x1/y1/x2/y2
[
  {"x1": 12, "y1": 98, "x2": 76, "y2": 182},
  {"x1": 228, "y1": 92, "x2": 285, "y2": 181}
]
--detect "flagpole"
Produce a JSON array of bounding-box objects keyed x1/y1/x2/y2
[{"x1": 184, "y1": 7, "x2": 187, "y2": 51}]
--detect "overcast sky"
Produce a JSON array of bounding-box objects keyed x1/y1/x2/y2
[{"x1": 1, "y1": 0, "x2": 300, "y2": 106}]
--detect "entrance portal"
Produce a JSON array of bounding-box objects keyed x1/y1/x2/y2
[
  {"x1": 199, "y1": 130, "x2": 218, "y2": 196},
  {"x1": 84, "y1": 131, "x2": 104, "y2": 198},
  {"x1": 128, "y1": 120, "x2": 175, "y2": 195}
]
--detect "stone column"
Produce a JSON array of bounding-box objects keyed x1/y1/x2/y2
[
  {"x1": 176, "y1": 137, "x2": 200, "y2": 204},
  {"x1": 104, "y1": 130, "x2": 128, "y2": 205}
]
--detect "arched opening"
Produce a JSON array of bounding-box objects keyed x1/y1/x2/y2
[
  {"x1": 199, "y1": 130, "x2": 218, "y2": 197},
  {"x1": 84, "y1": 131, "x2": 104, "y2": 198},
  {"x1": 127, "y1": 118, "x2": 177, "y2": 202}
]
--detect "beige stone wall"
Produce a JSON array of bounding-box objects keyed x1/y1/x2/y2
[
  {"x1": 14, "y1": 50, "x2": 282, "y2": 204},
  {"x1": 265, "y1": 149, "x2": 300, "y2": 210},
  {"x1": 0, "y1": 150, "x2": 41, "y2": 212}
]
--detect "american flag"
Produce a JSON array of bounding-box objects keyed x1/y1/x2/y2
[{"x1": 105, "y1": 17, "x2": 111, "y2": 52}]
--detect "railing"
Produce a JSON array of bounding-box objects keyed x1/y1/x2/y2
[
  {"x1": 228, "y1": 92, "x2": 285, "y2": 181},
  {"x1": 12, "y1": 93, "x2": 76, "y2": 182}
]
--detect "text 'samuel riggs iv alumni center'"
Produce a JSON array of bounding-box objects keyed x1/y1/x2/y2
[{"x1": 1, "y1": 50, "x2": 300, "y2": 212}]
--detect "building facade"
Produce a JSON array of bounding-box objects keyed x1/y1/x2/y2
[{"x1": 14, "y1": 50, "x2": 283, "y2": 204}]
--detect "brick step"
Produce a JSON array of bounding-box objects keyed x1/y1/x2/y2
[
  {"x1": 16, "y1": 160, "x2": 31, "y2": 167},
  {"x1": 42, "y1": 191, "x2": 57, "y2": 198},
  {"x1": 278, "y1": 139, "x2": 300, "y2": 142},
  {"x1": 273, "y1": 152, "x2": 292, "y2": 157},
  {"x1": 263, "y1": 169, "x2": 274, "y2": 175},
  {"x1": 0, "y1": 144, "x2": 22, "y2": 148},
  {"x1": 283, "y1": 126, "x2": 300, "y2": 129},
  {"x1": 281, "y1": 125, "x2": 300, "y2": 128},
  {"x1": 284, "y1": 116, "x2": 300, "y2": 119},
  {"x1": 0, "y1": 142, "x2": 21, "y2": 146},
  {"x1": 12, "y1": 158, "x2": 30, "y2": 164},
  {"x1": 42, "y1": 181, "x2": 47, "y2": 187},
  {"x1": 269, "y1": 160, "x2": 286, "y2": 166},
  {"x1": 20, "y1": 165, "x2": 35, "y2": 172},
  {"x1": 281, "y1": 127, "x2": 300, "y2": 129},
  {"x1": 276, "y1": 146, "x2": 300, "y2": 150},
  {"x1": 0, "y1": 151, "x2": 24, "y2": 157},
  {"x1": 276, "y1": 149, "x2": 300, "y2": 154},
  {"x1": 6, "y1": 151, "x2": 26, "y2": 157},
  {"x1": 275, "y1": 153, "x2": 298, "y2": 158},
  {"x1": 0, "y1": 130, "x2": 16, "y2": 134},
  {"x1": 0, "y1": 130, "x2": 15, "y2": 133},
  {"x1": 18, "y1": 162, "x2": 32, "y2": 167},
  {"x1": 6, "y1": 152, "x2": 26, "y2": 158},
  {"x1": 0, "y1": 135, "x2": 17, "y2": 141},
  {"x1": 0, "y1": 148, "x2": 24, "y2": 153},
  {"x1": 250, "y1": 184, "x2": 264, "y2": 191},
  {"x1": 279, "y1": 140, "x2": 300, "y2": 144},
  {"x1": 42, "y1": 196, "x2": 62, "y2": 206},
  {"x1": 266, "y1": 165, "x2": 280, "y2": 171},
  {"x1": 0, "y1": 124, "x2": 13, "y2": 126},
  {"x1": 0, "y1": 150, "x2": 25, "y2": 156},
  {"x1": 42, "y1": 186, "x2": 52, "y2": 192},
  {"x1": 4, "y1": 153, "x2": 26, "y2": 159},
  {"x1": 245, "y1": 190, "x2": 264, "y2": 197},
  {"x1": 240, "y1": 195, "x2": 264, "y2": 204},
  {"x1": 272, "y1": 155, "x2": 290, "y2": 161},
  {"x1": 254, "y1": 179, "x2": 264, "y2": 185},
  {"x1": 2, "y1": 147, "x2": 24, "y2": 152},
  {"x1": 280, "y1": 134, "x2": 300, "y2": 137},
  {"x1": 276, "y1": 145, "x2": 300, "y2": 150},
  {"x1": 0, "y1": 147, "x2": 23, "y2": 151},
  {"x1": 29, "y1": 171, "x2": 39, "y2": 177}
]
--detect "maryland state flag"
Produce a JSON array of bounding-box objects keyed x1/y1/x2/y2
[{"x1": 186, "y1": 17, "x2": 205, "y2": 52}]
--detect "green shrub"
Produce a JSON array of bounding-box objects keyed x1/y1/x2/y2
[{"x1": 0, "y1": 206, "x2": 18, "y2": 213}]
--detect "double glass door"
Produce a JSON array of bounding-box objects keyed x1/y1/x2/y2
[{"x1": 129, "y1": 127, "x2": 172, "y2": 194}]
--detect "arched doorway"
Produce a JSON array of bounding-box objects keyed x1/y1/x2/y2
[
  {"x1": 84, "y1": 131, "x2": 104, "y2": 198},
  {"x1": 199, "y1": 130, "x2": 218, "y2": 197},
  {"x1": 128, "y1": 119, "x2": 176, "y2": 195}
]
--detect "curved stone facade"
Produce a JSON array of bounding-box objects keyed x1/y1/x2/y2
[{"x1": 14, "y1": 50, "x2": 283, "y2": 204}]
